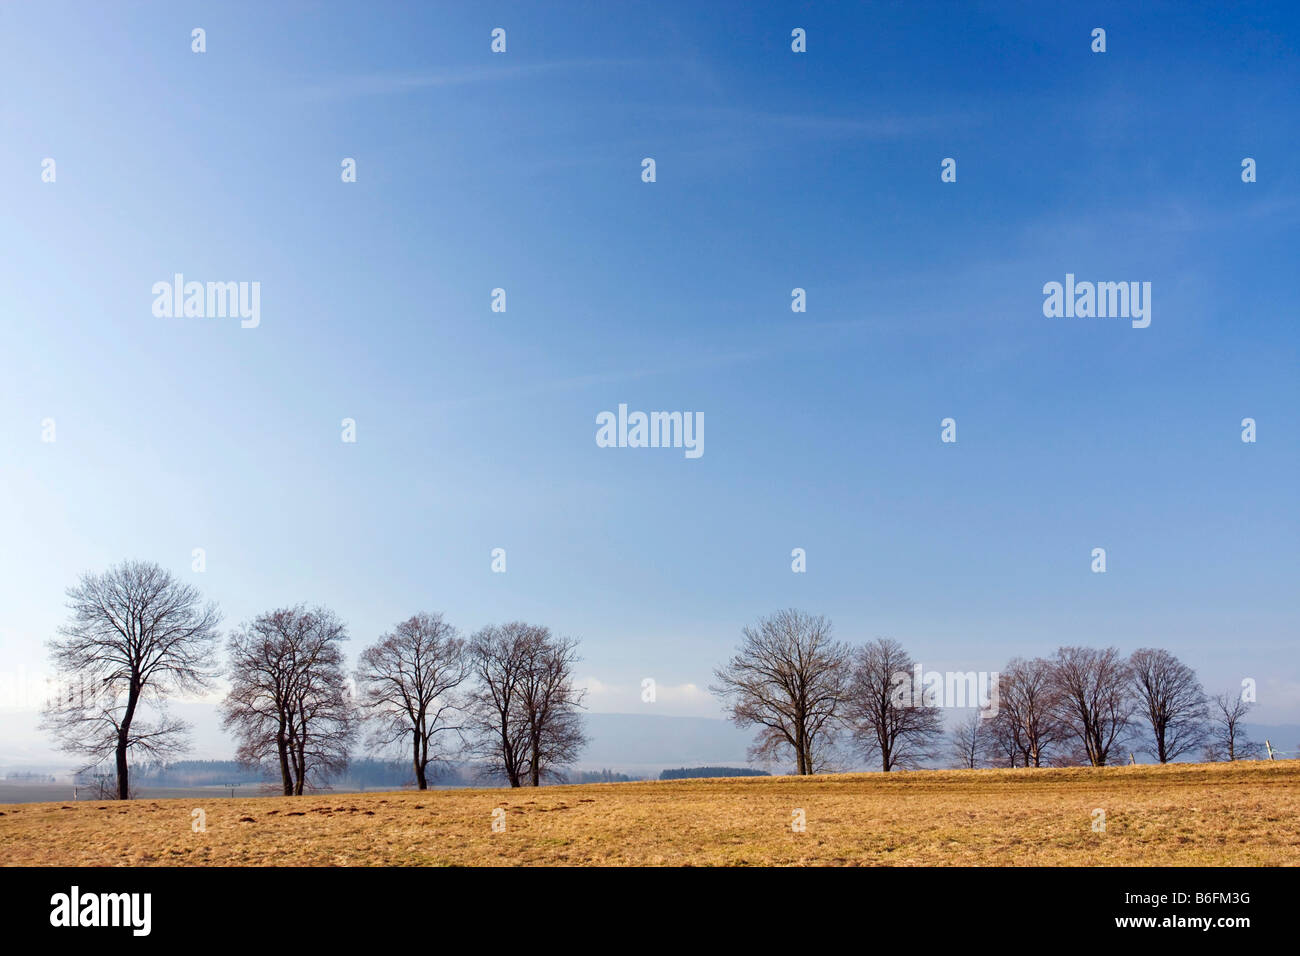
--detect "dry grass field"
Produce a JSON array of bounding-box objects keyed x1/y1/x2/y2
[{"x1": 2, "y1": 760, "x2": 1298, "y2": 866}]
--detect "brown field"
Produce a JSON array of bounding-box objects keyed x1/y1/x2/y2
[{"x1": 2, "y1": 760, "x2": 1298, "y2": 866}]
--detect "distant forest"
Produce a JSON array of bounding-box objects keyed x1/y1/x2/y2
[
  {"x1": 660, "y1": 767, "x2": 771, "y2": 780},
  {"x1": 4, "y1": 771, "x2": 57, "y2": 782},
  {"x1": 103, "y1": 760, "x2": 643, "y2": 789}
]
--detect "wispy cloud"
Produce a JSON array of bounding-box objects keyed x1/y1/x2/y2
[
  {"x1": 287, "y1": 58, "x2": 662, "y2": 102},
  {"x1": 711, "y1": 107, "x2": 980, "y2": 139},
  {"x1": 427, "y1": 346, "x2": 769, "y2": 411}
]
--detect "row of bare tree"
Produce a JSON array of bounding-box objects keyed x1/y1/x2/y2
[
  {"x1": 712, "y1": 609, "x2": 1263, "y2": 773},
  {"x1": 711, "y1": 609, "x2": 940, "y2": 773},
  {"x1": 40, "y1": 565, "x2": 1267, "y2": 798},
  {"x1": 42, "y1": 561, "x2": 587, "y2": 798},
  {"x1": 223, "y1": 609, "x2": 588, "y2": 795},
  {"x1": 952, "y1": 648, "x2": 1261, "y2": 770}
]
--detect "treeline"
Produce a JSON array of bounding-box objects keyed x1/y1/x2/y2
[
  {"x1": 660, "y1": 767, "x2": 771, "y2": 780},
  {"x1": 713, "y1": 608, "x2": 1272, "y2": 774},
  {"x1": 131, "y1": 760, "x2": 271, "y2": 786},
  {"x1": 568, "y1": 769, "x2": 641, "y2": 784},
  {"x1": 110, "y1": 759, "x2": 642, "y2": 790},
  {"x1": 128, "y1": 758, "x2": 446, "y2": 789},
  {"x1": 42, "y1": 561, "x2": 588, "y2": 799},
  {"x1": 334, "y1": 762, "x2": 639, "y2": 788}
]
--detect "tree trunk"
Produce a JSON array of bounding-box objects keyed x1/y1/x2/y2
[
  {"x1": 529, "y1": 725, "x2": 543, "y2": 787},
  {"x1": 414, "y1": 737, "x2": 427, "y2": 790},
  {"x1": 117, "y1": 685, "x2": 140, "y2": 799},
  {"x1": 276, "y1": 725, "x2": 293, "y2": 796},
  {"x1": 115, "y1": 730, "x2": 131, "y2": 800}
]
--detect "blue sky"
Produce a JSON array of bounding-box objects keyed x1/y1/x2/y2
[{"x1": 1, "y1": 2, "x2": 1297, "y2": 761}]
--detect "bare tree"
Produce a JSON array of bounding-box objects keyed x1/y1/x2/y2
[
  {"x1": 1049, "y1": 646, "x2": 1134, "y2": 767},
  {"x1": 998, "y1": 657, "x2": 1066, "y2": 767},
  {"x1": 356, "y1": 613, "x2": 468, "y2": 790},
  {"x1": 222, "y1": 611, "x2": 296, "y2": 795},
  {"x1": 466, "y1": 623, "x2": 588, "y2": 787},
  {"x1": 986, "y1": 707, "x2": 1023, "y2": 768},
  {"x1": 517, "y1": 632, "x2": 588, "y2": 786},
  {"x1": 1129, "y1": 648, "x2": 1207, "y2": 763},
  {"x1": 1204, "y1": 691, "x2": 1261, "y2": 761},
  {"x1": 465, "y1": 623, "x2": 535, "y2": 787},
  {"x1": 286, "y1": 627, "x2": 355, "y2": 794},
  {"x1": 221, "y1": 606, "x2": 355, "y2": 795},
  {"x1": 845, "y1": 638, "x2": 944, "y2": 771},
  {"x1": 41, "y1": 560, "x2": 221, "y2": 799},
  {"x1": 948, "y1": 711, "x2": 993, "y2": 769},
  {"x1": 710, "y1": 609, "x2": 850, "y2": 775}
]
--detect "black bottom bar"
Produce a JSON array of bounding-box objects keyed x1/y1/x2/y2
[{"x1": 2, "y1": 866, "x2": 1272, "y2": 939}]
